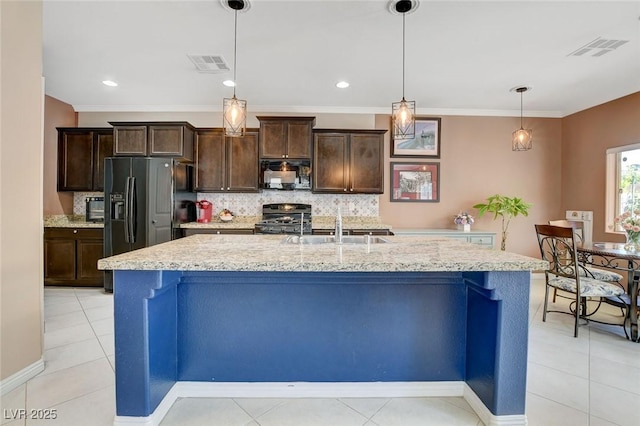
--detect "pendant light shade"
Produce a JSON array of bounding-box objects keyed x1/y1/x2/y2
[
  {"x1": 223, "y1": 0, "x2": 247, "y2": 137},
  {"x1": 223, "y1": 96, "x2": 247, "y2": 137},
  {"x1": 512, "y1": 86, "x2": 532, "y2": 151},
  {"x1": 392, "y1": 98, "x2": 415, "y2": 140},
  {"x1": 391, "y1": 0, "x2": 416, "y2": 141}
]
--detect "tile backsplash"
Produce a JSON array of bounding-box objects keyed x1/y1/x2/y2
[{"x1": 74, "y1": 191, "x2": 379, "y2": 217}]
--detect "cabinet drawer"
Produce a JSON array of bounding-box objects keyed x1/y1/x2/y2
[
  {"x1": 350, "y1": 229, "x2": 392, "y2": 236},
  {"x1": 183, "y1": 228, "x2": 255, "y2": 236},
  {"x1": 469, "y1": 236, "x2": 494, "y2": 247},
  {"x1": 44, "y1": 228, "x2": 104, "y2": 240},
  {"x1": 45, "y1": 228, "x2": 103, "y2": 239}
]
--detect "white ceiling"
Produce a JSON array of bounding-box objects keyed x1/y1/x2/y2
[{"x1": 42, "y1": 0, "x2": 640, "y2": 118}]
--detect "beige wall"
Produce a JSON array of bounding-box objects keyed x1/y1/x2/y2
[
  {"x1": 43, "y1": 95, "x2": 76, "y2": 215},
  {"x1": 562, "y1": 92, "x2": 640, "y2": 244},
  {"x1": 1, "y1": 1, "x2": 44, "y2": 381},
  {"x1": 378, "y1": 115, "x2": 563, "y2": 257}
]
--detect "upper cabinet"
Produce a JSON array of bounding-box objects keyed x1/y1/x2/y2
[
  {"x1": 57, "y1": 127, "x2": 113, "y2": 192},
  {"x1": 312, "y1": 129, "x2": 386, "y2": 194},
  {"x1": 194, "y1": 128, "x2": 259, "y2": 192},
  {"x1": 109, "y1": 122, "x2": 195, "y2": 162},
  {"x1": 257, "y1": 116, "x2": 315, "y2": 159}
]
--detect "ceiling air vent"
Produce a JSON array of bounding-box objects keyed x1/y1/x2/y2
[
  {"x1": 187, "y1": 55, "x2": 230, "y2": 73},
  {"x1": 567, "y1": 37, "x2": 629, "y2": 57}
]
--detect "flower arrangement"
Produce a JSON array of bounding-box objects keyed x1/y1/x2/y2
[
  {"x1": 613, "y1": 211, "x2": 640, "y2": 250},
  {"x1": 454, "y1": 211, "x2": 474, "y2": 226}
]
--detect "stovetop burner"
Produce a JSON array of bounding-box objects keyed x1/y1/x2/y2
[{"x1": 255, "y1": 203, "x2": 312, "y2": 234}]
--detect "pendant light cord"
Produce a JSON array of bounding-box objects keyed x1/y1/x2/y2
[
  {"x1": 402, "y1": 12, "x2": 406, "y2": 99},
  {"x1": 520, "y1": 91, "x2": 523, "y2": 129},
  {"x1": 233, "y1": 9, "x2": 238, "y2": 97}
]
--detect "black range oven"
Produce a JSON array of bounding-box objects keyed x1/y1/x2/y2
[{"x1": 254, "y1": 203, "x2": 312, "y2": 234}]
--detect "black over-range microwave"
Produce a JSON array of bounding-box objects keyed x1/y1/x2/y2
[{"x1": 260, "y1": 160, "x2": 311, "y2": 190}]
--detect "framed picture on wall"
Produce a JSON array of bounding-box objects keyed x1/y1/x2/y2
[
  {"x1": 391, "y1": 116, "x2": 441, "y2": 158},
  {"x1": 390, "y1": 162, "x2": 440, "y2": 202}
]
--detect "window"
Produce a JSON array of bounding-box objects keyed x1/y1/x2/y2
[{"x1": 606, "y1": 143, "x2": 640, "y2": 233}]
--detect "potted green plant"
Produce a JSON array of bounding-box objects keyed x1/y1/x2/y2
[{"x1": 473, "y1": 194, "x2": 532, "y2": 251}]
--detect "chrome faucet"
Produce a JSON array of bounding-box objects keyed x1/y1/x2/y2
[{"x1": 335, "y1": 207, "x2": 343, "y2": 244}]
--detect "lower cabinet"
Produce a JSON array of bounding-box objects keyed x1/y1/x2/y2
[
  {"x1": 44, "y1": 228, "x2": 104, "y2": 286},
  {"x1": 183, "y1": 228, "x2": 255, "y2": 236}
]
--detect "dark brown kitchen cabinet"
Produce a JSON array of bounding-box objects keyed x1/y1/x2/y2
[
  {"x1": 312, "y1": 129, "x2": 386, "y2": 194},
  {"x1": 257, "y1": 116, "x2": 315, "y2": 159},
  {"x1": 44, "y1": 228, "x2": 104, "y2": 286},
  {"x1": 110, "y1": 122, "x2": 195, "y2": 162},
  {"x1": 183, "y1": 228, "x2": 255, "y2": 236},
  {"x1": 57, "y1": 128, "x2": 113, "y2": 192},
  {"x1": 194, "y1": 128, "x2": 259, "y2": 192}
]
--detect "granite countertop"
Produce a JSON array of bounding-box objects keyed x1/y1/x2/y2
[
  {"x1": 98, "y1": 234, "x2": 547, "y2": 272},
  {"x1": 180, "y1": 216, "x2": 392, "y2": 230},
  {"x1": 44, "y1": 215, "x2": 104, "y2": 228}
]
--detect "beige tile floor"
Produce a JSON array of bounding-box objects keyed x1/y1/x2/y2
[{"x1": 1, "y1": 277, "x2": 639, "y2": 426}]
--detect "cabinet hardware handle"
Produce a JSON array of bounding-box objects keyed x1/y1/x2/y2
[{"x1": 73, "y1": 229, "x2": 78, "y2": 234}]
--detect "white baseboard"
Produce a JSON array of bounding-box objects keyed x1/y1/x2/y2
[
  {"x1": 0, "y1": 358, "x2": 44, "y2": 396},
  {"x1": 113, "y1": 381, "x2": 527, "y2": 426},
  {"x1": 464, "y1": 384, "x2": 528, "y2": 426}
]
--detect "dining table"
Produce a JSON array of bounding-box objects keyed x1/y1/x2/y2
[{"x1": 578, "y1": 242, "x2": 640, "y2": 342}]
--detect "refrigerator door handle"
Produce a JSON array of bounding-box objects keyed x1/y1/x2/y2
[
  {"x1": 129, "y1": 177, "x2": 137, "y2": 244},
  {"x1": 124, "y1": 177, "x2": 131, "y2": 243}
]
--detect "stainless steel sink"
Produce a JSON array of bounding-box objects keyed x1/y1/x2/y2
[{"x1": 282, "y1": 235, "x2": 390, "y2": 245}]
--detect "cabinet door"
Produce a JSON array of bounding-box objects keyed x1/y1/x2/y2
[
  {"x1": 349, "y1": 133, "x2": 384, "y2": 193},
  {"x1": 44, "y1": 236, "x2": 76, "y2": 283},
  {"x1": 227, "y1": 132, "x2": 259, "y2": 192},
  {"x1": 114, "y1": 126, "x2": 147, "y2": 156},
  {"x1": 76, "y1": 238, "x2": 104, "y2": 284},
  {"x1": 286, "y1": 121, "x2": 312, "y2": 159},
  {"x1": 194, "y1": 129, "x2": 226, "y2": 191},
  {"x1": 58, "y1": 130, "x2": 94, "y2": 191},
  {"x1": 149, "y1": 126, "x2": 184, "y2": 157},
  {"x1": 93, "y1": 130, "x2": 113, "y2": 191},
  {"x1": 313, "y1": 134, "x2": 348, "y2": 193},
  {"x1": 259, "y1": 120, "x2": 287, "y2": 159}
]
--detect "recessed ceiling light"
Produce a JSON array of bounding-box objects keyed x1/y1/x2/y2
[
  {"x1": 102, "y1": 80, "x2": 118, "y2": 87},
  {"x1": 223, "y1": 80, "x2": 236, "y2": 87},
  {"x1": 336, "y1": 81, "x2": 350, "y2": 89}
]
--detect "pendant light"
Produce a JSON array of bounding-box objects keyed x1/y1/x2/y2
[
  {"x1": 223, "y1": 0, "x2": 247, "y2": 137},
  {"x1": 512, "y1": 86, "x2": 532, "y2": 151},
  {"x1": 392, "y1": 0, "x2": 416, "y2": 140}
]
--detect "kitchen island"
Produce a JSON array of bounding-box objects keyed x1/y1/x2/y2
[{"x1": 98, "y1": 234, "x2": 547, "y2": 426}]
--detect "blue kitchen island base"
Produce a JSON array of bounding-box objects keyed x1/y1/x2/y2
[{"x1": 112, "y1": 269, "x2": 531, "y2": 426}]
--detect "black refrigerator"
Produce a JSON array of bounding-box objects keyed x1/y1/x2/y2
[{"x1": 103, "y1": 157, "x2": 196, "y2": 291}]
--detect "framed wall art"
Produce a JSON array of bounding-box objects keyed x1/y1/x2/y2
[
  {"x1": 390, "y1": 162, "x2": 440, "y2": 202},
  {"x1": 391, "y1": 116, "x2": 441, "y2": 158}
]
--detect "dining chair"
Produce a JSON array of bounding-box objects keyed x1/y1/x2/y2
[
  {"x1": 535, "y1": 224, "x2": 628, "y2": 337},
  {"x1": 548, "y1": 219, "x2": 623, "y2": 286}
]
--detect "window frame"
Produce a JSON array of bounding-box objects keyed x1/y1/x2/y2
[{"x1": 605, "y1": 143, "x2": 640, "y2": 235}]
